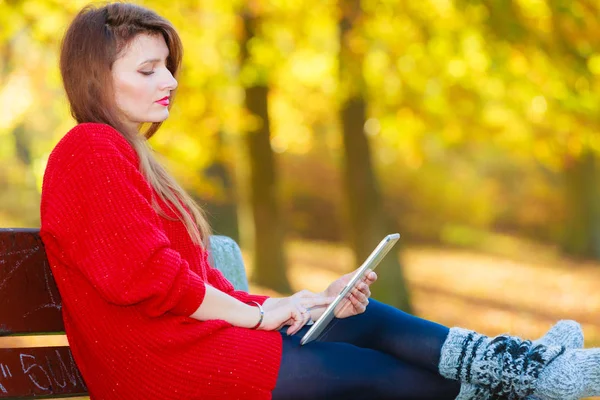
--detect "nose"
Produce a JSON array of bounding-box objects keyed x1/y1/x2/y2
[{"x1": 160, "y1": 68, "x2": 178, "y2": 91}]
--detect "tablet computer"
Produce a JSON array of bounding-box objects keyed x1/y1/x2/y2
[{"x1": 300, "y1": 233, "x2": 400, "y2": 346}]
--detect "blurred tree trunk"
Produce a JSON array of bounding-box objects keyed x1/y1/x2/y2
[
  {"x1": 339, "y1": 0, "x2": 411, "y2": 311},
  {"x1": 12, "y1": 122, "x2": 31, "y2": 167},
  {"x1": 562, "y1": 151, "x2": 600, "y2": 260},
  {"x1": 240, "y1": 11, "x2": 291, "y2": 293}
]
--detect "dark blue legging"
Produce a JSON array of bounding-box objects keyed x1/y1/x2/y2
[{"x1": 272, "y1": 299, "x2": 461, "y2": 400}]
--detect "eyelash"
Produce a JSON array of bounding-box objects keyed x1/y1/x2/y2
[{"x1": 139, "y1": 71, "x2": 154, "y2": 76}]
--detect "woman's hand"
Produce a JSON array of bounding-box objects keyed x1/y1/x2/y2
[
  {"x1": 257, "y1": 268, "x2": 376, "y2": 333},
  {"x1": 322, "y1": 269, "x2": 377, "y2": 319},
  {"x1": 257, "y1": 292, "x2": 333, "y2": 335}
]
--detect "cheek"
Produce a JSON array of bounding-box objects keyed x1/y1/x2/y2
[{"x1": 114, "y1": 76, "x2": 151, "y2": 113}]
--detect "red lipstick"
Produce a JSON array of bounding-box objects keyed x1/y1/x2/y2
[{"x1": 156, "y1": 96, "x2": 170, "y2": 106}]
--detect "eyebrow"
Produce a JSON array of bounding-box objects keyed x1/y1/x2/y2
[{"x1": 137, "y1": 57, "x2": 168, "y2": 67}]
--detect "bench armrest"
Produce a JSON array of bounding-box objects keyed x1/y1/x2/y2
[{"x1": 208, "y1": 235, "x2": 249, "y2": 292}]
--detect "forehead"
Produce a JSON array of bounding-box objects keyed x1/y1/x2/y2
[{"x1": 117, "y1": 33, "x2": 169, "y2": 63}]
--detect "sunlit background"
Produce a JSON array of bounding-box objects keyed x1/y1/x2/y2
[{"x1": 2, "y1": 0, "x2": 600, "y2": 379}]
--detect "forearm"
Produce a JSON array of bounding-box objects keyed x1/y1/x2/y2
[{"x1": 188, "y1": 284, "x2": 262, "y2": 329}]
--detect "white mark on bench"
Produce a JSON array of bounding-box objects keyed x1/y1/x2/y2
[
  {"x1": 62, "y1": 350, "x2": 85, "y2": 388},
  {"x1": 0, "y1": 247, "x2": 39, "y2": 290},
  {"x1": 67, "y1": 350, "x2": 87, "y2": 388},
  {"x1": 44, "y1": 349, "x2": 85, "y2": 389},
  {"x1": 44, "y1": 261, "x2": 59, "y2": 307},
  {"x1": 20, "y1": 353, "x2": 51, "y2": 391},
  {"x1": 23, "y1": 303, "x2": 62, "y2": 319},
  {"x1": 0, "y1": 363, "x2": 10, "y2": 378},
  {"x1": 0, "y1": 363, "x2": 8, "y2": 394},
  {"x1": 23, "y1": 263, "x2": 63, "y2": 319},
  {"x1": 0, "y1": 352, "x2": 86, "y2": 395},
  {"x1": 46, "y1": 354, "x2": 66, "y2": 389}
]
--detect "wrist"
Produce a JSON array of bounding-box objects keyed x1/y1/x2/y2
[{"x1": 249, "y1": 301, "x2": 264, "y2": 329}]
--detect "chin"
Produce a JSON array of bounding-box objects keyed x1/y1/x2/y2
[{"x1": 147, "y1": 113, "x2": 170, "y2": 124}]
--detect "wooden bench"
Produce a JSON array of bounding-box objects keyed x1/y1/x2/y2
[{"x1": 0, "y1": 228, "x2": 251, "y2": 399}]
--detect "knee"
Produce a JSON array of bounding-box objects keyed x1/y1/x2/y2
[{"x1": 365, "y1": 298, "x2": 403, "y2": 318}]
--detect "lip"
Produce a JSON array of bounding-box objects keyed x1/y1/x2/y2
[{"x1": 156, "y1": 96, "x2": 170, "y2": 106}]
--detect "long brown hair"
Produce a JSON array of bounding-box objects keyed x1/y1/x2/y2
[{"x1": 60, "y1": 2, "x2": 211, "y2": 247}]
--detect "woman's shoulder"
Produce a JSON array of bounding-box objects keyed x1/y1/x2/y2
[{"x1": 50, "y1": 123, "x2": 138, "y2": 166}]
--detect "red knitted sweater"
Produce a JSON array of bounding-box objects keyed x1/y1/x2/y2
[{"x1": 39, "y1": 123, "x2": 282, "y2": 399}]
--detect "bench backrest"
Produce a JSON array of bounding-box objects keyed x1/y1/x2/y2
[{"x1": 0, "y1": 228, "x2": 249, "y2": 399}]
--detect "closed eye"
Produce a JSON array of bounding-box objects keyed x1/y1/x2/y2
[{"x1": 139, "y1": 71, "x2": 154, "y2": 76}]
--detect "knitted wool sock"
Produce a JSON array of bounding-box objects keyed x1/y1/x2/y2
[
  {"x1": 533, "y1": 348, "x2": 600, "y2": 400},
  {"x1": 439, "y1": 326, "x2": 576, "y2": 399},
  {"x1": 537, "y1": 320, "x2": 584, "y2": 349},
  {"x1": 454, "y1": 320, "x2": 584, "y2": 400}
]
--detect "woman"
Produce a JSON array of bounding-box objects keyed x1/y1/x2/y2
[{"x1": 40, "y1": 3, "x2": 599, "y2": 400}]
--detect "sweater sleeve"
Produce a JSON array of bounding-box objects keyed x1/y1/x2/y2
[
  {"x1": 41, "y1": 127, "x2": 206, "y2": 317},
  {"x1": 206, "y1": 267, "x2": 269, "y2": 305}
]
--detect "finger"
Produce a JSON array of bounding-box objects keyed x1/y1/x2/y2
[
  {"x1": 356, "y1": 282, "x2": 371, "y2": 296},
  {"x1": 300, "y1": 296, "x2": 336, "y2": 309},
  {"x1": 356, "y1": 280, "x2": 371, "y2": 298},
  {"x1": 286, "y1": 317, "x2": 300, "y2": 335},
  {"x1": 361, "y1": 285, "x2": 371, "y2": 299},
  {"x1": 350, "y1": 291, "x2": 369, "y2": 309},
  {"x1": 276, "y1": 320, "x2": 290, "y2": 331},
  {"x1": 357, "y1": 284, "x2": 371, "y2": 300},
  {"x1": 287, "y1": 309, "x2": 307, "y2": 335},
  {"x1": 351, "y1": 287, "x2": 368, "y2": 304},
  {"x1": 335, "y1": 296, "x2": 353, "y2": 315},
  {"x1": 300, "y1": 306, "x2": 312, "y2": 323},
  {"x1": 287, "y1": 324, "x2": 299, "y2": 336},
  {"x1": 362, "y1": 270, "x2": 377, "y2": 284},
  {"x1": 350, "y1": 294, "x2": 367, "y2": 313},
  {"x1": 299, "y1": 308, "x2": 311, "y2": 327},
  {"x1": 287, "y1": 315, "x2": 309, "y2": 336}
]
